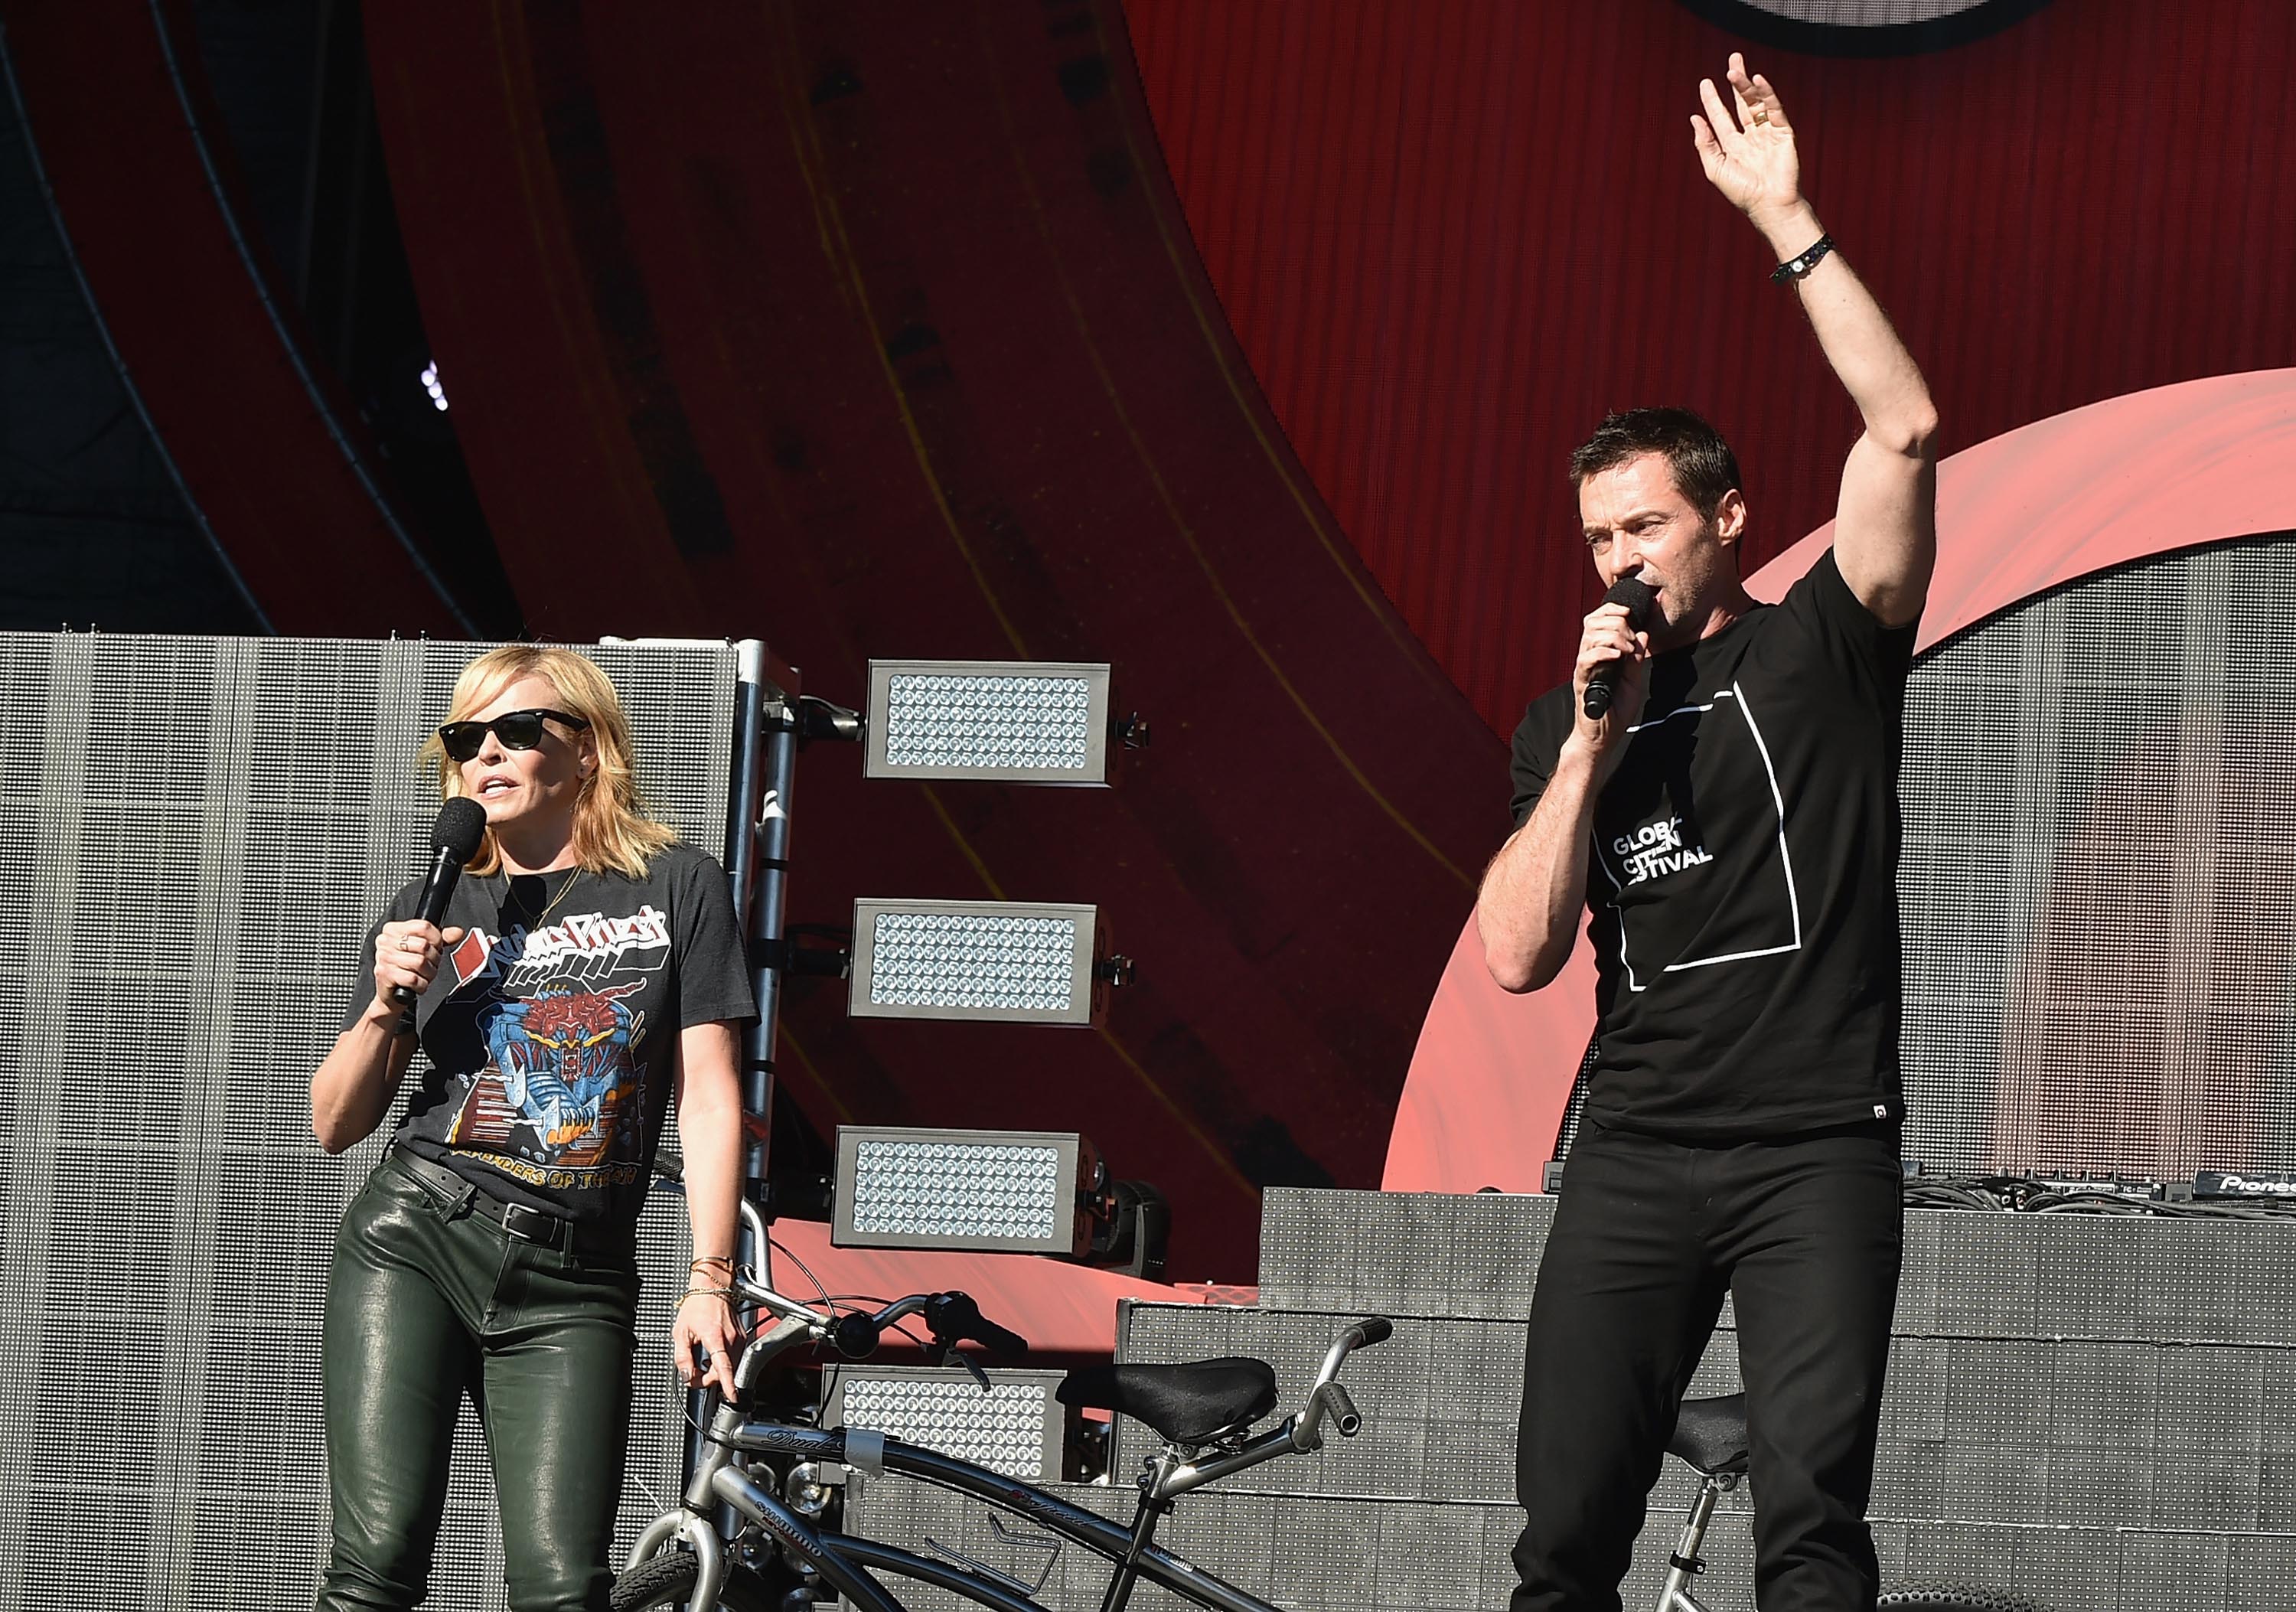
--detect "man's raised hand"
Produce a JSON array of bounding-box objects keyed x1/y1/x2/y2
[{"x1": 1691, "y1": 53, "x2": 1802, "y2": 230}]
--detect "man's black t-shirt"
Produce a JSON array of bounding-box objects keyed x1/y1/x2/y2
[
  {"x1": 1509, "y1": 549, "x2": 1917, "y2": 1139},
  {"x1": 343, "y1": 844, "x2": 756, "y2": 1222}
]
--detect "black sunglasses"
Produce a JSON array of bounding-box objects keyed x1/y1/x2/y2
[{"x1": 437, "y1": 707, "x2": 591, "y2": 763}]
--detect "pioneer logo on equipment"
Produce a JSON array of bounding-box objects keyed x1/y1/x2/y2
[{"x1": 2197, "y1": 1170, "x2": 2296, "y2": 1198}]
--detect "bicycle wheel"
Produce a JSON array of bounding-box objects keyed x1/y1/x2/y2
[
  {"x1": 609, "y1": 1548, "x2": 781, "y2": 1612},
  {"x1": 1880, "y1": 1587, "x2": 2053, "y2": 1612}
]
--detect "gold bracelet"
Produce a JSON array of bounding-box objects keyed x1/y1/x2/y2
[
  {"x1": 680, "y1": 1287, "x2": 734, "y2": 1303},
  {"x1": 690, "y1": 1256, "x2": 735, "y2": 1271}
]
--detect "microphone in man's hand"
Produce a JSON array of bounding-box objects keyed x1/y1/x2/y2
[
  {"x1": 1583, "y1": 574, "x2": 1658, "y2": 720},
  {"x1": 391, "y1": 797, "x2": 489, "y2": 1007}
]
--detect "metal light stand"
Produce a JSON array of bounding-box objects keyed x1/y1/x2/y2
[{"x1": 684, "y1": 641, "x2": 804, "y2": 1513}]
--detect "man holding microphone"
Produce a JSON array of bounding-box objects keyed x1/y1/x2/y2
[{"x1": 1480, "y1": 54, "x2": 1939, "y2": 1612}]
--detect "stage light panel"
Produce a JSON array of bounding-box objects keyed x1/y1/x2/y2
[
  {"x1": 863, "y1": 660, "x2": 1113, "y2": 784},
  {"x1": 833, "y1": 1126, "x2": 1098, "y2": 1256},
  {"x1": 825, "y1": 1366, "x2": 1072, "y2": 1483},
  {"x1": 850, "y1": 899, "x2": 1104, "y2": 1026}
]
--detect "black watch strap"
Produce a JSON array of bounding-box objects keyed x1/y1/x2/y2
[{"x1": 1771, "y1": 233, "x2": 1835, "y2": 283}]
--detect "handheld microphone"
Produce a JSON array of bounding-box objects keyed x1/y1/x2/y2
[
  {"x1": 391, "y1": 797, "x2": 489, "y2": 1007},
  {"x1": 1583, "y1": 574, "x2": 1658, "y2": 720}
]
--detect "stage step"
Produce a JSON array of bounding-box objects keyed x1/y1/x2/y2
[
  {"x1": 1110, "y1": 1297, "x2": 2296, "y2": 1533},
  {"x1": 1256, "y1": 1187, "x2": 2296, "y2": 1343},
  {"x1": 842, "y1": 1468, "x2": 2296, "y2": 1612},
  {"x1": 843, "y1": 1472, "x2": 1721, "y2": 1612},
  {"x1": 841, "y1": 1186, "x2": 2296, "y2": 1612}
]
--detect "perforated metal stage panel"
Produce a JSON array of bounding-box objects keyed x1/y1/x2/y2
[
  {"x1": 845, "y1": 1477, "x2": 1535, "y2": 1612},
  {"x1": 846, "y1": 1464, "x2": 2296, "y2": 1612},
  {"x1": 1213, "y1": 1188, "x2": 2296, "y2": 1610},
  {"x1": 1897, "y1": 534, "x2": 2296, "y2": 1181},
  {"x1": 0, "y1": 631, "x2": 737, "y2": 1610}
]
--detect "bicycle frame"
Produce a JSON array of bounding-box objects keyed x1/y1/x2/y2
[
  {"x1": 631, "y1": 1411, "x2": 1291, "y2": 1612},
  {"x1": 1652, "y1": 1470, "x2": 1737, "y2": 1612},
  {"x1": 629, "y1": 1206, "x2": 1381, "y2": 1612}
]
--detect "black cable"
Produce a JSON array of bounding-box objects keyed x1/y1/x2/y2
[{"x1": 766, "y1": 1236, "x2": 839, "y2": 1314}]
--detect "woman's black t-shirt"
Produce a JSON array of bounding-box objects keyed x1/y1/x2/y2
[
  {"x1": 342, "y1": 843, "x2": 757, "y2": 1222},
  {"x1": 1509, "y1": 549, "x2": 1918, "y2": 1140}
]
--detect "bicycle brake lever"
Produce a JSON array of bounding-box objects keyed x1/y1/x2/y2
[{"x1": 938, "y1": 1339, "x2": 992, "y2": 1392}]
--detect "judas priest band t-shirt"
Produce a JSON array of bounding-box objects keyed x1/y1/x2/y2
[
  {"x1": 1510, "y1": 548, "x2": 1918, "y2": 1139},
  {"x1": 344, "y1": 844, "x2": 756, "y2": 1222}
]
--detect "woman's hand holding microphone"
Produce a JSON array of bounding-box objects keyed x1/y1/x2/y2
[{"x1": 369, "y1": 919, "x2": 469, "y2": 1018}]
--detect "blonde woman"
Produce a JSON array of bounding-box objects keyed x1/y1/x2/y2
[{"x1": 310, "y1": 646, "x2": 755, "y2": 1611}]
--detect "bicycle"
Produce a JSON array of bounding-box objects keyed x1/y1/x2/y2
[
  {"x1": 618, "y1": 1208, "x2": 2043, "y2": 1612},
  {"x1": 1658, "y1": 1392, "x2": 2043, "y2": 1612},
  {"x1": 614, "y1": 1202, "x2": 1390, "y2": 1612}
]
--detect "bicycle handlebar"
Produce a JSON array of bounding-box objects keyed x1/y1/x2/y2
[
  {"x1": 923, "y1": 1292, "x2": 1029, "y2": 1357},
  {"x1": 1159, "y1": 1315, "x2": 1393, "y2": 1496},
  {"x1": 712, "y1": 1227, "x2": 1030, "y2": 1399},
  {"x1": 1290, "y1": 1315, "x2": 1391, "y2": 1450}
]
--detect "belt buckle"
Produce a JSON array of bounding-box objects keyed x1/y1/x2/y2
[{"x1": 500, "y1": 1202, "x2": 563, "y2": 1248}]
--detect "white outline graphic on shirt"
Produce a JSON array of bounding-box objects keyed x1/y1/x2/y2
[{"x1": 1593, "y1": 680, "x2": 1802, "y2": 992}]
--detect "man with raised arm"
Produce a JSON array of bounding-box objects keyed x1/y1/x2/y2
[{"x1": 1480, "y1": 55, "x2": 1939, "y2": 1612}]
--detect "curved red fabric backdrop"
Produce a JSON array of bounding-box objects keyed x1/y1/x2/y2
[
  {"x1": 3, "y1": 0, "x2": 468, "y2": 635},
  {"x1": 17, "y1": 0, "x2": 2295, "y2": 1276},
  {"x1": 1124, "y1": 0, "x2": 2296, "y2": 736},
  {"x1": 1382, "y1": 368, "x2": 2296, "y2": 1192},
  {"x1": 353, "y1": 2, "x2": 1503, "y2": 1278}
]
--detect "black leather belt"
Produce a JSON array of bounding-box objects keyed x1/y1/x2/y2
[{"x1": 386, "y1": 1147, "x2": 595, "y2": 1251}]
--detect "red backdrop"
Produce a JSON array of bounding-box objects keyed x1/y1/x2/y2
[
  {"x1": 1124, "y1": 0, "x2": 2296, "y2": 733},
  {"x1": 351, "y1": 1, "x2": 1505, "y2": 1279},
  {"x1": 13, "y1": 0, "x2": 2295, "y2": 1278}
]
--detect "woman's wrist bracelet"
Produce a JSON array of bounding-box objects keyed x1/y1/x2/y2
[{"x1": 680, "y1": 1285, "x2": 734, "y2": 1303}]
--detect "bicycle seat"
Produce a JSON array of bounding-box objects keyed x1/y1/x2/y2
[
  {"x1": 1668, "y1": 1393, "x2": 1750, "y2": 1477},
  {"x1": 1056, "y1": 1357, "x2": 1279, "y2": 1445}
]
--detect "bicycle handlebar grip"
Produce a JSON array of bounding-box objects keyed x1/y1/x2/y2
[
  {"x1": 929, "y1": 1293, "x2": 1029, "y2": 1356},
  {"x1": 972, "y1": 1317, "x2": 1029, "y2": 1357},
  {"x1": 831, "y1": 1312, "x2": 882, "y2": 1358},
  {"x1": 1353, "y1": 1317, "x2": 1394, "y2": 1347},
  {"x1": 1322, "y1": 1382, "x2": 1364, "y2": 1437}
]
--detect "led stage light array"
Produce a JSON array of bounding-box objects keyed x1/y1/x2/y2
[{"x1": 863, "y1": 660, "x2": 1114, "y2": 785}]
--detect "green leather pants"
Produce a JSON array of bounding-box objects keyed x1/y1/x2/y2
[{"x1": 317, "y1": 1155, "x2": 641, "y2": 1611}]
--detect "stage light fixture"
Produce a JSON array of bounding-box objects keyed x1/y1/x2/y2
[
  {"x1": 824, "y1": 1366, "x2": 1073, "y2": 1483},
  {"x1": 833, "y1": 1126, "x2": 1101, "y2": 1256},
  {"x1": 863, "y1": 660, "x2": 1117, "y2": 785},
  {"x1": 849, "y1": 899, "x2": 1120, "y2": 1027}
]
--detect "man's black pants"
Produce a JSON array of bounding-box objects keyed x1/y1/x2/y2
[{"x1": 1509, "y1": 1121, "x2": 1903, "y2": 1612}]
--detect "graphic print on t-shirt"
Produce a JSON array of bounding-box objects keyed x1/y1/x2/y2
[
  {"x1": 1592, "y1": 683, "x2": 1802, "y2": 992},
  {"x1": 439, "y1": 906, "x2": 673, "y2": 1189}
]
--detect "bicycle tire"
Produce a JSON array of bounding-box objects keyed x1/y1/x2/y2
[
  {"x1": 1879, "y1": 1587, "x2": 2053, "y2": 1612},
  {"x1": 609, "y1": 1548, "x2": 781, "y2": 1612}
]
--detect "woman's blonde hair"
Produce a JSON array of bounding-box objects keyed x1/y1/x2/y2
[{"x1": 420, "y1": 645, "x2": 680, "y2": 879}]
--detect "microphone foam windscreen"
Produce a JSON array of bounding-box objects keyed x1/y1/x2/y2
[
  {"x1": 430, "y1": 796, "x2": 490, "y2": 861},
  {"x1": 1605, "y1": 574, "x2": 1658, "y2": 628}
]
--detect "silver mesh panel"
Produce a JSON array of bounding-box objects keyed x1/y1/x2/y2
[
  {"x1": 882, "y1": 671, "x2": 1093, "y2": 772},
  {"x1": 0, "y1": 632, "x2": 736, "y2": 1610},
  {"x1": 866, "y1": 910, "x2": 1079, "y2": 1013},
  {"x1": 1900, "y1": 534, "x2": 2296, "y2": 1179},
  {"x1": 850, "y1": 1137, "x2": 1064, "y2": 1240}
]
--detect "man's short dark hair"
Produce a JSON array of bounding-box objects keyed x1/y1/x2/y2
[{"x1": 1569, "y1": 408, "x2": 1741, "y2": 520}]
